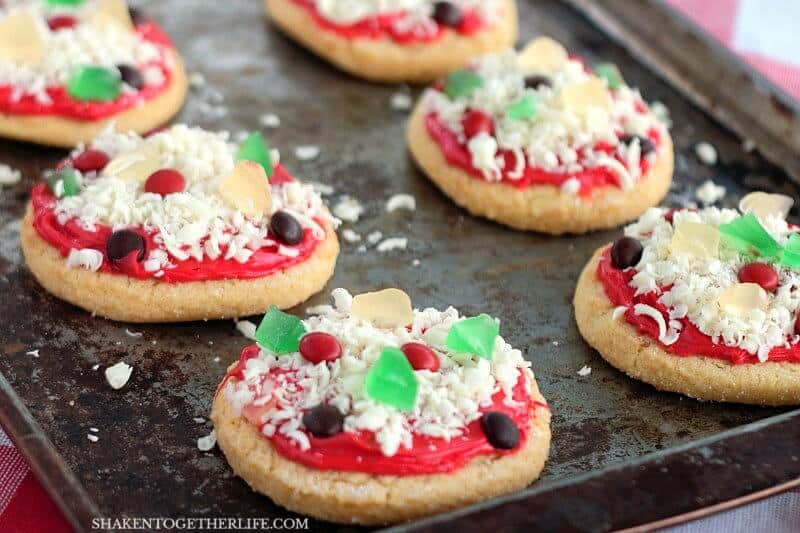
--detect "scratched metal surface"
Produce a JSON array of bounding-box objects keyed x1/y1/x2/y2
[{"x1": 0, "y1": 0, "x2": 797, "y2": 531}]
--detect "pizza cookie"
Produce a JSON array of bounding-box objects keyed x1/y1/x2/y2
[
  {"x1": 574, "y1": 192, "x2": 800, "y2": 405},
  {"x1": 20, "y1": 125, "x2": 340, "y2": 322},
  {"x1": 212, "y1": 288, "x2": 550, "y2": 525},
  {"x1": 0, "y1": 0, "x2": 187, "y2": 147},
  {"x1": 407, "y1": 37, "x2": 674, "y2": 234},
  {"x1": 264, "y1": 0, "x2": 518, "y2": 83}
]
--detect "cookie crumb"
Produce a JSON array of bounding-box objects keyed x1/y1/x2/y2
[
  {"x1": 377, "y1": 237, "x2": 408, "y2": 252},
  {"x1": 295, "y1": 145, "x2": 320, "y2": 161},
  {"x1": 0, "y1": 163, "x2": 22, "y2": 186},
  {"x1": 577, "y1": 365, "x2": 592, "y2": 376},
  {"x1": 259, "y1": 113, "x2": 281, "y2": 129},
  {"x1": 197, "y1": 430, "x2": 217, "y2": 451},
  {"x1": 390, "y1": 91, "x2": 412, "y2": 111},
  {"x1": 650, "y1": 101, "x2": 672, "y2": 128},
  {"x1": 695, "y1": 142, "x2": 718, "y2": 165},
  {"x1": 188, "y1": 72, "x2": 206, "y2": 88},
  {"x1": 695, "y1": 180, "x2": 726, "y2": 205},
  {"x1": 333, "y1": 196, "x2": 363, "y2": 223},
  {"x1": 235, "y1": 320, "x2": 257, "y2": 340},
  {"x1": 310, "y1": 182, "x2": 334, "y2": 195},
  {"x1": 386, "y1": 193, "x2": 416, "y2": 212},
  {"x1": 342, "y1": 229, "x2": 361, "y2": 243},
  {"x1": 105, "y1": 361, "x2": 133, "y2": 390}
]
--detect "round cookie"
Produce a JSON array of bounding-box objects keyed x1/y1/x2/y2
[
  {"x1": 21, "y1": 125, "x2": 340, "y2": 322},
  {"x1": 264, "y1": 0, "x2": 518, "y2": 83},
  {"x1": 574, "y1": 196, "x2": 800, "y2": 405},
  {"x1": 0, "y1": 1, "x2": 187, "y2": 148},
  {"x1": 407, "y1": 37, "x2": 673, "y2": 234},
  {"x1": 211, "y1": 289, "x2": 551, "y2": 525}
]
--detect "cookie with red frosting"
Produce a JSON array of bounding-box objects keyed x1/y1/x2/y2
[
  {"x1": 0, "y1": 0, "x2": 187, "y2": 147},
  {"x1": 20, "y1": 125, "x2": 340, "y2": 322},
  {"x1": 575, "y1": 192, "x2": 800, "y2": 405},
  {"x1": 264, "y1": 0, "x2": 518, "y2": 83},
  {"x1": 407, "y1": 37, "x2": 674, "y2": 234},
  {"x1": 211, "y1": 288, "x2": 550, "y2": 525}
]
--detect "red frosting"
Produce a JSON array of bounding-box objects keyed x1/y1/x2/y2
[
  {"x1": 0, "y1": 21, "x2": 175, "y2": 120},
  {"x1": 426, "y1": 112, "x2": 660, "y2": 196},
  {"x1": 219, "y1": 344, "x2": 547, "y2": 475},
  {"x1": 292, "y1": 0, "x2": 486, "y2": 43},
  {"x1": 597, "y1": 247, "x2": 800, "y2": 364},
  {"x1": 31, "y1": 164, "x2": 324, "y2": 283}
]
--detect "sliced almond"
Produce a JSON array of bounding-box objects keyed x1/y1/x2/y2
[
  {"x1": 351, "y1": 289, "x2": 413, "y2": 329},
  {"x1": 0, "y1": 9, "x2": 44, "y2": 65},
  {"x1": 739, "y1": 191, "x2": 793, "y2": 220},
  {"x1": 217, "y1": 161, "x2": 272, "y2": 218},
  {"x1": 104, "y1": 145, "x2": 162, "y2": 183},
  {"x1": 560, "y1": 78, "x2": 612, "y2": 114},
  {"x1": 517, "y1": 36, "x2": 569, "y2": 74},
  {"x1": 89, "y1": 0, "x2": 134, "y2": 31},
  {"x1": 669, "y1": 221, "x2": 720, "y2": 258},
  {"x1": 717, "y1": 283, "x2": 768, "y2": 317}
]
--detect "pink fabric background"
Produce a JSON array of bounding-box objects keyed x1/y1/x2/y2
[{"x1": 1, "y1": 1, "x2": 798, "y2": 531}]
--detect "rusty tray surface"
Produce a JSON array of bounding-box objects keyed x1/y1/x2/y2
[{"x1": 1, "y1": 0, "x2": 799, "y2": 531}]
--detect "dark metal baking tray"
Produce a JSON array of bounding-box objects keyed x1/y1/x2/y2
[{"x1": 1, "y1": 0, "x2": 799, "y2": 531}]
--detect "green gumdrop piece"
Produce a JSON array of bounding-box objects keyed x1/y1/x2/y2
[
  {"x1": 446, "y1": 314, "x2": 499, "y2": 360},
  {"x1": 254, "y1": 305, "x2": 306, "y2": 355},
  {"x1": 61, "y1": 169, "x2": 80, "y2": 196},
  {"x1": 46, "y1": 0, "x2": 84, "y2": 6},
  {"x1": 444, "y1": 70, "x2": 483, "y2": 99},
  {"x1": 68, "y1": 66, "x2": 121, "y2": 102},
  {"x1": 595, "y1": 63, "x2": 624, "y2": 90},
  {"x1": 236, "y1": 132, "x2": 273, "y2": 177},
  {"x1": 507, "y1": 94, "x2": 537, "y2": 120},
  {"x1": 719, "y1": 214, "x2": 782, "y2": 259},
  {"x1": 47, "y1": 168, "x2": 79, "y2": 197},
  {"x1": 364, "y1": 347, "x2": 418, "y2": 411},
  {"x1": 780, "y1": 233, "x2": 800, "y2": 268}
]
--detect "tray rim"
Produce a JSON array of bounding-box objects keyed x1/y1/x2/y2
[
  {"x1": 0, "y1": 372, "x2": 99, "y2": 533},
  {"x1": 388, "y1": 409, "x2": 800, "y2": 532}
]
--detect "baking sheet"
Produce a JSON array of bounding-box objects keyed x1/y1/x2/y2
[{"x1": 0, "y1": 0, "x2": 798, "y2": 531}]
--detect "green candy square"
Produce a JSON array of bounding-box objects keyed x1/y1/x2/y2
[
  {"x1": 506, "y1": 94, "x2": 537, "y2": 121},
  {"x1": 254, "y1": 306, "x2": 306, "y2": 355},
  {"x1": 446, "y1": 314, "x2": 499, "y2": 360},
  {"x1": 68, "y1": 66, "x2": 121, "y2": 102},
  {"x1": 595, "y1": 63, "x2": 624, "y2": 90},
  {"x1": 46, "y1": 0, "x2": 85, "y2": 6},
  {"x1": 781, "y1": 233, "x2": 800, "y2": 268},
  {"x1": 719, "y1": 214, "x2": 782, "y2": 259},
  {"x1": 444, "y1": 70, "x2": 483, "y2": 100},
  {"x1": 47, "y1": 168, "x2": 80, "y2": 197},
  {"x1": 364, "y1": 347, "x2": 418, "y2": 412},
  {"x1": 236, "y1": 132, "x2": 273, "y2": 177}
]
